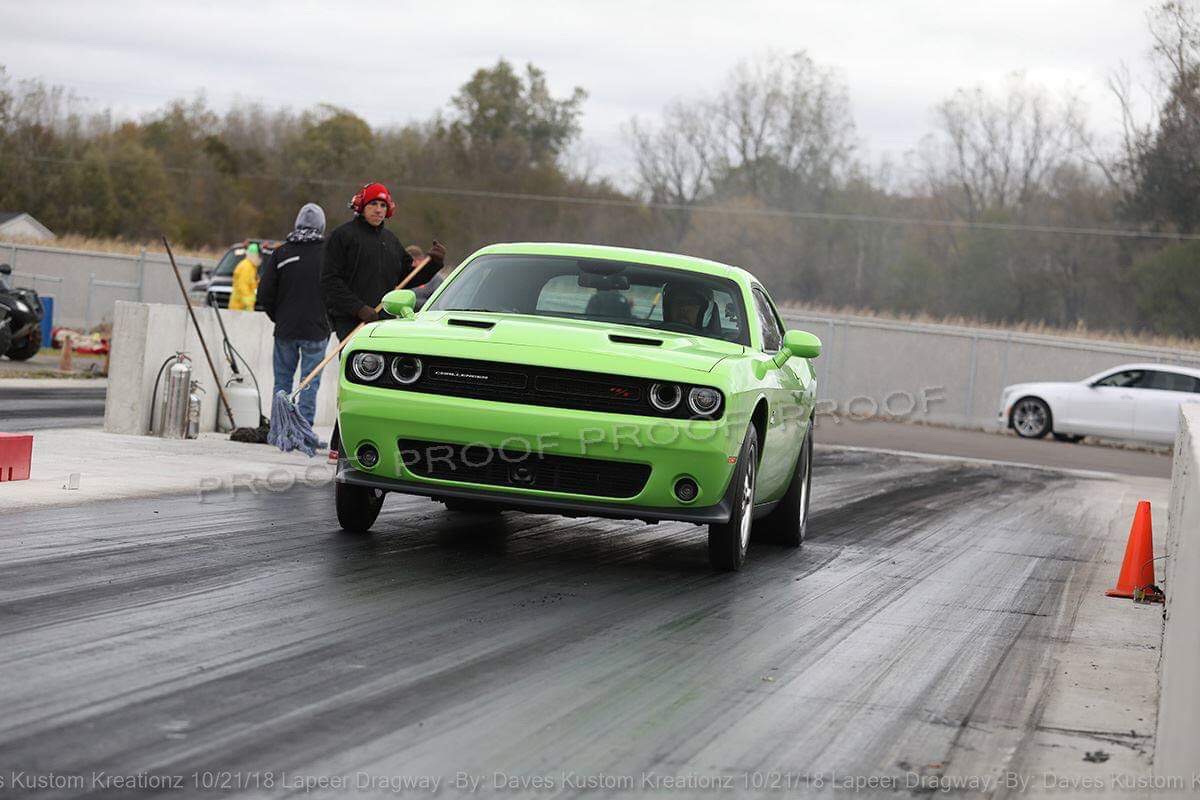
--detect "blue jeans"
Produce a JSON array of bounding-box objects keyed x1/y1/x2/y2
[{"x1": 273, "y1": 338, "x2": 328, "y2": 426}]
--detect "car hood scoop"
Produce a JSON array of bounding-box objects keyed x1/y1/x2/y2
[{"x1": 369, "y1": 312, "x2": 741, "y2": 373}]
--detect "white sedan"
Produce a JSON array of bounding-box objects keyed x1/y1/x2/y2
[{"x1": 999, "y1": 363, "x2": 1200, "y2": 445}]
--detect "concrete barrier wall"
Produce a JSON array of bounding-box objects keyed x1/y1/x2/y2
[
  {"x1": 105, "y1": 300, "x2": 1200, "y2": 436},
  {"x1": 781, "y1": 310, "x2": 1200, "y2": 430},
  {"x1": 104, "y1": 301, "x2": 338, "y2": 434},
  {"x1": 1156, "y1": 404, "x2": 1200, "y2": 778},
  {"x1": 2, "y1": 240, "x2": 215, "y2": 330}
]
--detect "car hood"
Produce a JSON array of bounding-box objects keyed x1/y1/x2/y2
[{"x1": 367, "y1": 311, "x2": 742, "y2": 374}]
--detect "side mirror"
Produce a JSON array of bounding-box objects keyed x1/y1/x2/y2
[
  {"x1": 0, "y1": 263, "x2": 11, "y2": 275},
  {"x1": 189, "y1": 264, "x2": 203, "y2": 283},
  {"x1": 381, "y1": 289, "x2": 417, "y2": 319},
  {"x1": 772, "y1": 330, "x2": 822, "y2": 367}
]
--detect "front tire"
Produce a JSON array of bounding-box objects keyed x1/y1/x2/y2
[
  {"x1": 336, "y1": 480, "x2": 384, "y2": 532},
  {"x1": 1011, "y1": 396, "x2": 1051, "y2": 439},
  {"x1": 758, "y1": 421, "x2": 812, "y2": 547},
  {"x1": 708, "y1": 430, "x2": 758, "y2": 572},
  {"x1": 6, "y1": 326, "x2": 41, "y2": 361}
]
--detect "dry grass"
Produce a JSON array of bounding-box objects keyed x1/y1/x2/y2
[
  {"x1": 777, "y1": 301, "x2": 1200, "y2": 352},
  {"x1": 1, "y1": 234, "x2": 222, "y2": 260}
]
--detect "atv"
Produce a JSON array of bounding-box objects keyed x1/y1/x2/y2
[{"x1": 0, "y1": 263, "x2": 46, "y2": 361}]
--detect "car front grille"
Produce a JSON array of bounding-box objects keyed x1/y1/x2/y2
[
  {"x1": 397, "y1": 438, "x2": 651, "y2": 498},
  {"x1": 350, "y1": 354, "x2": 722, "y2": 419}
]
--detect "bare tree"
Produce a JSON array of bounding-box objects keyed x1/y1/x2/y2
[
  {"x1": 919, "y1": 74, "x2": 1082, "y2": 223},
  {"x1": 710, "y1": 52, "x2": 856, "y2": 209},
  {"x1": 626, "y1": 103, "x2": 715, "y2": 245}
]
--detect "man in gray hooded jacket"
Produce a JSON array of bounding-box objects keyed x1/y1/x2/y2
[{"x1": 258, "y1": 202, "x2": 330, "y2": 426}]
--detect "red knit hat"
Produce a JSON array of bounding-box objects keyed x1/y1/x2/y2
[{"x1": 350, "y1": 182, "x2": 395, "y2": 217}]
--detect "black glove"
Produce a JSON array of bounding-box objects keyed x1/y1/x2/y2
[
  {"x1": 428, "y1": 239, "x2": 446, "y2": 265},
  {"x1": 356, "y1": 305, "x2": 380, "y2": 323}
]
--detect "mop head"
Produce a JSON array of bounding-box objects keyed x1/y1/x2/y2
[{"x1": 268, "y1": 390, "x2": 324, "y2": 456}]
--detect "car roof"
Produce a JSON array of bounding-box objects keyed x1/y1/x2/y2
[
  {"x1": 1102, "y1": 362, "x2": 1200, "y2": 379},
  {"x1": 470, "y1": 242, "x2": 757, "y2": 285}
]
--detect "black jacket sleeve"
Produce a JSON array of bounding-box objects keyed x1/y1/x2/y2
[
  {"x1": 321, "y1": 226, "x2": 365, "y2": 317},
  {"x1": 397, "y1": 240, "x2": 445, "y2": 288},
  {"x1": 258, "y1": 246, "x2": 281, "y2": 321}
]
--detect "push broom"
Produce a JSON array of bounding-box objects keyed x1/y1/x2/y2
[{"x1": 268, "y1": 255, "x2": 431, "y2": 456}]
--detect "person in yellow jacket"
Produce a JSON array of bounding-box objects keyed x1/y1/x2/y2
[{"x1": 228, "y1": 243, "x2": 263, "y2": 311}]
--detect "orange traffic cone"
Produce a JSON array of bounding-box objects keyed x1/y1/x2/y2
[
  {"x1": 57, "y1": 335, "x2": 74, "y2": 372},
  {"x1": 1106, "y1": 500, "x2": 1156, "y2": 598}
]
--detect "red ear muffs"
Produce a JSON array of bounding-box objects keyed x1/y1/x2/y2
[{"x1": 349, "y1": 183, "x2": 395, "y2": 217}]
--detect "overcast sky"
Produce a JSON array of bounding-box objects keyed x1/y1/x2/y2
[{"x1": 0, "y1": 0, "x2": 1161, "y2": 185}]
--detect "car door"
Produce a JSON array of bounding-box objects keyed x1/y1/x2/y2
[
  {"x1": 750, "y1": 285, "x2": 802, "y2": 500},
  {"x1": 1132, "y1": 370, "x2": 1200, "y2": 444},
  {"x1": 1069, "y1": 369, "x2": 1142, "y2": 438}
]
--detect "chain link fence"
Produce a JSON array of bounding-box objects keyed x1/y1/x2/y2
[{"x1": 3, "y1": 240, "x2": 215, "y2": 330}]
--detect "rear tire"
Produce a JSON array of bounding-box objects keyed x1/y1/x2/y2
[
  {"x1": 6, "y1": 326, "x2": 41, "y2": 361},
  {"x1": 708, "y1": 430, "x2": 758, "y2": 572},
  {"x1": 335, "y1": 480, "x2": 384, "y2": 532},
  {"x1": 758, "y1": 421, "x2": 812, "y2": 548},
  {"x1": 1011, "y1": 396, "x2": 1051, "y2": 439}
]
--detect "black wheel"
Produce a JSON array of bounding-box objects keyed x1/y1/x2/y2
[
  {"x1": 758, "y1": 421, "x2": 812, "y2": 547},
  {"x1": 0, "y1": 320, "x2": 11, "y2": 359},
  {"x1": 1052, "y1": 432, "x2": 1084, "y2": 443},
  {"x1": 335, "y1": 480, "x2": 385, "y2": 532},
  {"x1": 1011, "y1": 396, "x2": 1051, "y2": 439},
  {"x1": 6, "y1": 326, "x2": 41, "y2": 361},
  {"x1": 708, "y1": 429, "x2": 758, "y2": 572},
  {"x1": 440, "y1": 497, "x2": 501, "y2": 514}
]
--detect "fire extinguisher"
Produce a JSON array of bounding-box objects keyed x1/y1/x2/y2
[{"x1": 151, "y1": 352, "x2": 192, "y2": 438}]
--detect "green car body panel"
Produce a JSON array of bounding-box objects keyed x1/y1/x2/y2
[{"x1": 336, "y1": 242, "x2": 819, "y2": 522}]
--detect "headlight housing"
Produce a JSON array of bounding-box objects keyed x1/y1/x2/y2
[
  {"x1": 688, "y1": 387, "x2": 721, "y2": 416},
  {"x1": 391, "y1": 355, "x2": 423, "y2": 385},
  {"x1": 351, "y1": 352, "x2": 385, "y2": 382},
  {"x1": 649, "y1": 382, "x2": 681, "y2": 412}
]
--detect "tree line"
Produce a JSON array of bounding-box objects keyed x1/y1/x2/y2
[{"x1": 2, "y1": 1, "x2": 1200, "y2": 338}]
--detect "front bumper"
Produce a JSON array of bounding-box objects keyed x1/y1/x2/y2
[
  {"x1": 336, "y1": 381, "x2": 744, "y2": 520},
  {"x1": 337, "y1": 466, "x2": 734, "y2": 524}
]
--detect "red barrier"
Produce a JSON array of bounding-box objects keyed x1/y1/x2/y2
[{"x1": 0, "y1": 433, "x2": 33, "y2": 482}]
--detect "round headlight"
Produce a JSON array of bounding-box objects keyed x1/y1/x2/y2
[
  {"x1": 351, "y1": 352, "x2": 385, "y2": 381},
  {"x1": 688, "y1": 387, "x2": 721, "y2": 416},
  {"x1": 391, "y1": 355, "x2": 423, "y2": 385},
  {"x1": 649, "y1": 382, "x2": 681, "y2": 412}
]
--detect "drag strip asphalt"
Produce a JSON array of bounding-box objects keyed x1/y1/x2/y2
[
  {"x1": 0, "y1": 383, "x2": 106, "y2": 431},
  {"x1": 1, "y1": 448, "x2": 1159, "y2": 796}
]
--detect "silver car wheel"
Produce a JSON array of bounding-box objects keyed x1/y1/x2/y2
[
  {"x1": 739, "y1": 456, "x2": 755, "y2": 550},
  {"x1": 1013, "y1": 398, "x2": 1048, "y2": 437},
  {"x1": 797, "y1": 437, "x2": 811, "y2": 529}
]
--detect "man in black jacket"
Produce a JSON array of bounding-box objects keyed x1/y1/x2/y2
[
  {"x1": 321, "y1": 182, "x2": 444, "y2": 340},
  {"x1": 321, "y1": 182, "x2": 445, "y2": 460},
  {"x1": 258, "y1": 202, "x2": 330, "y2": 426}
]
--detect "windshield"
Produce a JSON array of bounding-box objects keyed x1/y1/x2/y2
[
  {"x1": 428, "y1": 254, "x2": 750, "y2": 345},
  {"x1": 213, "y1": 248, "x2": 244, "y2": 277}
]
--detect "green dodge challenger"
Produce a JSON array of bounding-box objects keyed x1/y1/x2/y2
[{"x1": 335, "y1": 242, "x2": 821, "y2": 570}]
